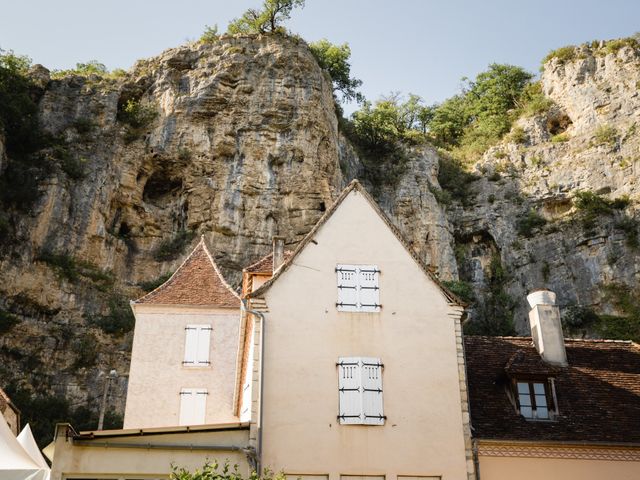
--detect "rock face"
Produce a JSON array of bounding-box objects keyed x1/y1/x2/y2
[{"x1": 1, "y1": 35, "x2": 639, "y2": 427}]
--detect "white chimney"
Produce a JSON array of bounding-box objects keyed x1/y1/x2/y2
[
  {"x1": 272, "y1": 236, "x2": 286, "y2": 273},
  {"x1": 527, "y1": 289, "x2": 568, "y2": 366}
]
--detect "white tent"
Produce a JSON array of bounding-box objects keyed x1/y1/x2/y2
[
  {"x1": 17, "y1": 424, "x2": 51, "y2": 480},
  {"x1": 0, "y1": 413, "x2": 48, "y2": 480}
]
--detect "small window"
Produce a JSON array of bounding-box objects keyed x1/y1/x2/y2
[
  {"x1": 183, "y1": 324, "x2": 212, "y2": 366},
  {"x1": 179, "y1": 388, "x2": 207, "y2": 425},
  {"x1": 516, "y1": 381, "x2": 551, "y2": 420},
  {"x1": 336, "y1": 264, "x2": 381, "y2": 312}
]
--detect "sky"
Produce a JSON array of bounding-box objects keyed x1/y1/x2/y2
[{"x1": 2, "y1": 0, "x2": 639, "y2": 114}]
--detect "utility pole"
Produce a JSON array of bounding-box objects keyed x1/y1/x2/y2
[{"x1": 98, "y1": 369, "x2": 118, "y2": 430}]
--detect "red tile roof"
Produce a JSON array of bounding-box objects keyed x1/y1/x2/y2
[
  {"x1": 135, "y1": 238, "x2": 239, "y2": 307},
  {"x1": 465, "y1": 336, "x2": 640, "y2": 443},
  {"x1": 244, "y1": 250, "x2": 294, "y2": 274}
]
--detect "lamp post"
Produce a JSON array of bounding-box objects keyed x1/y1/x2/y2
[{"x1": 98, "y1": 369, "x2": 118, "y2": 430}]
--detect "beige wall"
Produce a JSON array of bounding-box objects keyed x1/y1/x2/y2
[
  {"x1": 479, "y1": 453, "x2": 640, "y2": 480},
  {"x1": 259, "y1": 190, "x2": 470, "y2": 479},
  {"x1": 51, "y1": 425, "x2": 251, "y2": 480},
  {"x1": 125, "y1": 304, "x2": 241, "y2": 428},
  {"x1": 1, "y1": 405, "x2": 19, "y2": 436}
]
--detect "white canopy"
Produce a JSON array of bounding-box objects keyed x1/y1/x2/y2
[
  {"x1": 0, "y1": 414, "x2": 49, "y2": 480},
  {"x1": 18, "y1": 424, "x2": 50, "y2": 480}
]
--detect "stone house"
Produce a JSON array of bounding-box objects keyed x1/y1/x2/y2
[{"x1": 49, "y1": 180, "x2": 640, "y2": 480}]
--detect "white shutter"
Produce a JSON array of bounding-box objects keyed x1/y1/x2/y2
[
  {"x1": 358, "y1": 265, "x2": 380, "y2": 312},
  {"x1": 183, "y1": 326, "x2": 198, "y2": 365},
  {"x1": 179, "y1": 388, "x2": 207, "y2": 425},
  {"x1": 196, "y1": 326, "x2": 212, "y2": 365},
  {"x1": 336, "y1": 265, "x2": 359, "y2": 312},
  {"x1": 361, "y1": 357, "x2": 384, "y2": 425},
  {"x1": 338, "y1": 357, "x2": 362, "y2": 424}
]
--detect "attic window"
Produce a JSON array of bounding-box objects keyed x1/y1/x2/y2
[
  {"x1": 516, "y1": 381, "x2": 553, "y2": 420},
  {"x1": 336, "y1": 264, "x2": 381, "y2": 312}
]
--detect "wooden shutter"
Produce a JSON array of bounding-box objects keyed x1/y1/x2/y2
[
  {"x1": 183, "y1": 326, "x2": 198, "y2": 365},
  {"x1": 361, "y1": 357, "x2": 384, "y2": 425},
  {"x1": 196, "y1": 326, "x2": 212, "y2": 365},
  {"x1": 179, "y1": 388, "x2": 207, "y2": 425},
  {"x1": 336, "y1": 265, "x2": 359, "y2": 312},
  {"x1": 338, "y1": 357, "x2": 362, "y2": 424},
  {"x1": 358, "y1": 265, "x2": 380, "y2": 312}
]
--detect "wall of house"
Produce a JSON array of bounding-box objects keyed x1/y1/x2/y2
[
  {"x1": 124, "y1": 305, "x2": 240, "y2": 428},
  {"x1": 50, "y1": 425, "x2": 251, "y2": 480},
  {"x1": 259, "y1": 190, "x2": 470, "y2": 480},
  {"x1": 479, "y1": 453, "x2": 640, "y2": 480}
]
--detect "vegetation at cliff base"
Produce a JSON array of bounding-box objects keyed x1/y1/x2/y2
[{"x1": 171, "y1": 461, "x2": 285, "y2": 480}]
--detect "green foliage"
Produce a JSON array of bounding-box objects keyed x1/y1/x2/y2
[
  {"x1": 597, "y1": 37, "x2": 639, "y2": 56},
  {"x1": 71, "y1": 117, "x2": 96, "y2": 134},
  {"x1": 592, "y1": 124, "x2": 618, "y2": 147},
  {"x1": 507, "y1": 126, "x2": 527, "y2": 144},
  {"x1": 562, "y1": 305, "x2": 600, "y2": 336},
  {"x1": 200, "y1": 24, "x2": 220, "y2": 43},
  {"x1": 138, "y1": 271, "x2": 173, "y2": 292},
  {"x1": 0, "y1": 309, "x2": 20, "y2": 333},
  {"x1": 574, "y1": 191, "x2": 629, "y2": 216},
  {"x1": 550, "y1": 132, "x2": 570, "y2": 143},
  {"x1": 171, "y1": 461, "x2": 285, "y2": 480},
  {"x1": 3, "y1": 384, "x2": 123, "y2": 448},
  {"x1": 72, "y1": 333, "x2": 99, "y2": 368},
  {"x1": 227, "y1": 0, "x2": 304, "y2": 35},
  {"x1": 442, "y1": 280, "x2": 475, "y2": 304},
  {"x1": 309, "y1": 39, "x2": 362, "y2": 103},
  {"x1": 464, "y1": 254, "x2": 516, "y2": 336},
  {"x1": 37, "y1": 250, "x2": 114, "y2": 290},
  {"x1": 517, "y1": 81, "x2": 554, "y2": 116},
  {"x1": 542, "y1": 45, "x2": 577, "y2": 66},
  {"x1": 90, "y1": 295, "x2": 135, "y2": 335},
  {"x1": 117, "y1": 99, "x2": 158, "y2": 142},
  {"x1": 614, "y1": 217, "x2": 639, "y2": 248},
  {"x1": 153, "y1": 230, "x2": 196, "y2": 261},
  {"x1": 436, "y1": 154, "x2": 479, "y2": 206},
  {"x1": 51, "y1": 60, "x2": 126, "y2": 80},
  {"x1": 516, "y1": 209, "x2": 547, "y2": 237},
  {"x1": 598, "y1": 283, "x2": 640, "y2": 342}
]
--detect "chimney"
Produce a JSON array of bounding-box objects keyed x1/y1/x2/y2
[
  {"x1": 526, "y1": 290, "x2": 568, "y2": 366},
  {"x1": 272, "y1": 236, "x2": 286, "y2": 273}
]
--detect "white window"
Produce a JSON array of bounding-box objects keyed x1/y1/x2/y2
[
  {"x1": 179, "y1": 388, "x2": 207, "y2": 425},
  {"x1": 183, "y1": 324, "x2": 212, "y2": 366},
  {"x1": 336, "y1": 264, "x2": 380, "y2": 312},
  {"x1": 337, "y1": 357, "x2": 384, "y2": 425}
]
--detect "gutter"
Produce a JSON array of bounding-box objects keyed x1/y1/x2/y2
[
  {"x1": 241, "y1": 298, "x2": 266, "y2": 473},
  {"x1": 72, "y1": 441, "x2": 245, "y2": 451}
]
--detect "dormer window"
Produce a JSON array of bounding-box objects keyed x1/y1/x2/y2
[
  {"x1": 336, "y1": 264, "x2": 381, "y2": 312},
  {"x1": 516, "y1": 381, "x2": 554, "y2": 420}
]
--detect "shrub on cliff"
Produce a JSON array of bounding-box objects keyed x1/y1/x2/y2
[{"x1": 309, "y1": 39, "x2": 362, "y2": 103}]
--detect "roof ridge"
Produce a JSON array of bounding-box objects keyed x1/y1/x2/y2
[
  {"x1": 200, "y1": 240, "x2": 240, "y2": 300},
  {"x1": 246, "y1": 179, "x2": 465, "y2": 306}
]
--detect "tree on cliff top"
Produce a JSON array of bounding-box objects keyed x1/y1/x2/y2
[
  {"x1": 227, "y1": 0, "x2": 305, "y2": 35},
  {"x1": 309, "y1": 39, "x2": 363, "y2": 103}
]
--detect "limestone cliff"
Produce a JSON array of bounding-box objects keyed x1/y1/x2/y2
[{"x1": 0, "y1": 35, "x2": 638, "y2": 434}]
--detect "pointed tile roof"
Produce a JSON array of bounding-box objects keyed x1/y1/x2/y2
[
  {"x1": 246, "y1": 179, "x2": 464, "y2": 306},
  {"x1": 135, "y1": 237, "x2": 240, "y2": 308},
  {"x1": 244, "y1": 250, "x2": 294, "y2": 274}
]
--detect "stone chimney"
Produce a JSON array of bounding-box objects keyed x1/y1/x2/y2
[
  {"x1": 527, "y1": 290, "x2": 568, "y2": 366},
  {"x1": 272, "y1": 236, "x2": 286, "y2": 273}
]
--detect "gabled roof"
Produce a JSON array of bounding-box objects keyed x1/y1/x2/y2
[
  {"x1": 0, "y1": 387, "x2": 19, "y2": 415},
  {"x1": 465, "y1": 335, "x2": 640, "y2": 444},
  {"x1": 246, "y1": 179, "x2": 464, "y2": 306},
  {"x1": 134, "y1": 237, "x2": 239, "y2": 308},
  {"x1": 244, "y1": 250, "x2": 294, "y2": 274}
]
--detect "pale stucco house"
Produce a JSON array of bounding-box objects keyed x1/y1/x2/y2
[{"x1": 0, "y1": 387, "x2": 20, "y2": 436}]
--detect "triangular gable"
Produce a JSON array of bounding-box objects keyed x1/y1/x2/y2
[
  {"x1": 134, "y1": 237, "x2": 240, "y2": 308},
  {"x1": 246, "y1": 180, "x2": 465, "y2": 306}
]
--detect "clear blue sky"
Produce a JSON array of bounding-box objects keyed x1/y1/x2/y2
[{"x1": 2, "y1": 0, "x2": 639, "y2": 113}]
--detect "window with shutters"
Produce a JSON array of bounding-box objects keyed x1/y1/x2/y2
[
  {"x1": 336, "y1": 264, "x2": 381, "y2": 312},
  {"x1": 183, "y1": 324, "x2": 212, "y2": 366},
  {"x1": 337, "y1": 356, "x2": 385, "y2": 425},
  {"x1": 178, "y1": 388, "x2": 207, "y2": 425}
]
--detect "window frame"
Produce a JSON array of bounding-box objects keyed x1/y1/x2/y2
[
  {"x1": 182, "y1": 324, "x2": 213, "y2": 367},
  {"x1": 336, "y1": 264, "x2": 381, "y2": 313},
  {"x1": 513, "y1": 378, "x2": 557, "y2": 421}
]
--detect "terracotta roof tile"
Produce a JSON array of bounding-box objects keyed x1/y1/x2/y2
[
  {"x1": 465, "y1": 335, "x2": 640, "y2": 443},
  {"x1": 244, "y1": 251, "x2": 294, "y2": 274},
  {"x1": 135, "y1": 238, "x2": 239, "y2": 307}
]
